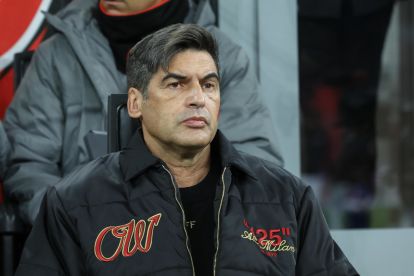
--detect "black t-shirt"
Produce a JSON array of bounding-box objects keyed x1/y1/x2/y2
[{"x1": 179, "y1": 160, "x2": 220, "y2": 276}]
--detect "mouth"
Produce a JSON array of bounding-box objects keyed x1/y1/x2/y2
[
  {"x1": 182, "y1": 116, "x2": 208, "y2": 128},
  {"x1": 102, "y1": 0, "x2": 120, "y2": 4},
  {"x1": 101, "y1": 0, "x2": 125, "y2": 9}
]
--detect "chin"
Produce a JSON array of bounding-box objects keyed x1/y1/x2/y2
[
  {"x1": 192, "y1": 129, "x2": 215, "y2": 140},
  {"x1": 175, "y1": 135, "x2": 211, "y2": 150},
  {"x1": 180, "y1": 139, "x2": 210, "y2": 149},
  {"x1": 172, "y1": 127, "x2": 217, "y2": 149}
]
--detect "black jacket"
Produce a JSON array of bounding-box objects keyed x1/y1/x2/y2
[{"x1": 16, "y1": 131, "x2": 358, "y2": 275}]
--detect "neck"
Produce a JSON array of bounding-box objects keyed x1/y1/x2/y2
[
  {"x1": 165, "y1": 150, "x2": 211, "y2": 188},
  {"x1": 143, "y1": 135, "x2": 211, "y2": 188}
]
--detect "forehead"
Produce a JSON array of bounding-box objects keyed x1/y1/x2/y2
[{"x1": 162, "y1": 50, "x2": 218, "y2": 76}]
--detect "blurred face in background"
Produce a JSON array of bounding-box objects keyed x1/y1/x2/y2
[{"x1": 100, "y1": 0, "x2": 166, "y2": 16}]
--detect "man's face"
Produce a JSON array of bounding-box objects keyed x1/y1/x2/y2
[
  {"x1": 129, "y1": 50, "x2": 220, "y2": 154},
  {"x1": 100, "y1": 0, "x2": 165, "y2": 16}
]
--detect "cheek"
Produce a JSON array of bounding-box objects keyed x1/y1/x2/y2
[
  {"x1": 142, "y1": 103, "x2": 162, "y2": 125},
  {"x1": 216, "y1": 98, "x2": 221, "y2": 118},
  {"x1": 155, "y1": 105, "x2": 180, "y2": 125},
  {"x1": 212, "y1": 97, "x2": 221, "y2": 119}
]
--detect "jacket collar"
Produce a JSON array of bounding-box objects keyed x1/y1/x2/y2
[
  {"x1": 185, "y1": 0, "x2": 216, "y2": 27},
  {"x1": 120, "y1": 129, "x2": 258, "y2": 182},
  {"x1": 120, "y1": 129, "x2": 160, "y2": 182},
  {"x1": 213, "y1": 131, "x2": 258, "y2": 180}
]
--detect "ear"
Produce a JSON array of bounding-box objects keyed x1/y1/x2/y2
[{"x1": 127, "y1": 87, "x2": 143, "y2": 119}]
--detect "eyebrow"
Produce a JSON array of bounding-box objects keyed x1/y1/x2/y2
[
  {"x1": 202, "y1": 72, "x2": 220, "y2": 82},
  {"x1": 161, "y1": 73, "x2": 187, "y2": 82},
  {"x1": 161, "y1": 72, "x2": 220, "y2": 83}
]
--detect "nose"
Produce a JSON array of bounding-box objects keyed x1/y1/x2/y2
[{"x1": 186, "y1": 82, "x2": 205, "y2": 108}]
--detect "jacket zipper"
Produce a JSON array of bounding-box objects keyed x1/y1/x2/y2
[
  {"x1": 162, "y1": 165, "x2": 196, "y2": 276},
  {"x1": 213, "y1": 167, "x2": 227, "y2": 276}
]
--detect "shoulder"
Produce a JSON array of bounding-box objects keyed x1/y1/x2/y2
[
  {"x1": 206, "y1": 26, "x2": 241, "y2": 49},
  {"x1": 34, "y1": 33, "x2": 75, "y2": 62},
  {"x1": 204, "y1": 26, "x2": 252, "y2": 89},
  {"x1": 21, "y1": 34, "x2": 75, "y2": 82},
  {"x1": 239, "y1": 151, "x2": 301, "y2": 185},
  {"x1": 53, "y1": 152, "x2": 125, "y2": 211},
  {"x1": 235, "y1": 151, "x2": 307, "y2": 207},
  {"x1": 206, "y1": 26, "x2": 244, "y2": 63}
]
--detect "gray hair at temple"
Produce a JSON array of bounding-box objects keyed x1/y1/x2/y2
[{"x1": 126, "y1": 23, "x2": 220, "y2": 98}]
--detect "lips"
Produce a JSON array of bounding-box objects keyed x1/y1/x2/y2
[
  {"x1": 182, "y1": 116, "x2": 208, "y2": 128},
  {"x1": 101, "y1": 0, "x2": 125, "y2": 8}
]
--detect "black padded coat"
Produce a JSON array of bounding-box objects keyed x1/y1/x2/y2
[{"x1": 16, "y1": 131, "x2": 358, "y2": 276}]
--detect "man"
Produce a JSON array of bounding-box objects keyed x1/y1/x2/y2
[
  {"x1": 16, "y1": 24, "x2": 357, "y2": 276},
  {"x1": 4, "y1": 0, "x2": 282, "y2": 225}
]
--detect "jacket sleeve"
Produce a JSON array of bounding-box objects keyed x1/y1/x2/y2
[
  {"x1": 0, "y1": 121, "x2": 9, "y2": 178},
  {"x1": 215, "y1": 30, "x2": 284, "y2": 166},
  {"x1": 15, "y1": 187, "x2": 86, "y2": 276},
  {"x1": 296, "y1": 186, "x2": 359, "y2": 275},
  {"x1": 3, "y1": 43, "x2": 63, "y2": 225}
]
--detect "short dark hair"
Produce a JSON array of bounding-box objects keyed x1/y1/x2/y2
[{"x1": 126, "y1": 23, "x2": 219, "y2": 97}]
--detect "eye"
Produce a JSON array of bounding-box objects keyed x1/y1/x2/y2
[
  {"x1": 167, "y1": 82, "x2": 181, "y2": 89},
  {"x1": 203, "y1": 82, "x2": 216, "y2": 90}
]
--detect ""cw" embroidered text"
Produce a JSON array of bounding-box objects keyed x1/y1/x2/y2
[{"x1": 94, "y1": 213, "x2": 162, "y2": 262}]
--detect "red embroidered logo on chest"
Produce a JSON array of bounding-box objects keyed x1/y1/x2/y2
[
  {"x1": 94, "y1": 213, "x2": 162, "y2": 262},
  {"x1": 241, "y1": 219, "x2": 295, "y2": 257}
]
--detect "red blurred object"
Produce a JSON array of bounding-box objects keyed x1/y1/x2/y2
[
  {"x1": 311, "y1": 84, "x2": 342, "y2": 163},
  {"x1": 0, "y1": 69, "x2": 14, "y2": 119},
  {"x1": 0, "y1": 1, "x2": 42, "y2": 55},
  {"x1": 0, "y1": 0, "x2": 49, "y2": 119}
]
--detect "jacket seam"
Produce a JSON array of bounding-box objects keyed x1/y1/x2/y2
[
  {"x1": 64, "y1": 190, "x2": 164, "y2": 212},
  {"x1": 239, "y1": 201, "x2": 295, "y2": 205},
  {"x1": 17, "y1": 262, "x2": 63, "y2": 273},
  {"x1": 53, "y1": 187, "x2": 82, "y2": 245},
  {"x1": 217, "y1": 266, "x2": 268, "y2": 275},
  {"x1": 303, "y1": 260, "x2": 356, "y2": 276},
  {"x1": 140, "y1": 266, "x2": 193, "y2": 275},
  {"x1": 228, "y1": 194, "x2": 295, "y2": 205}
]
